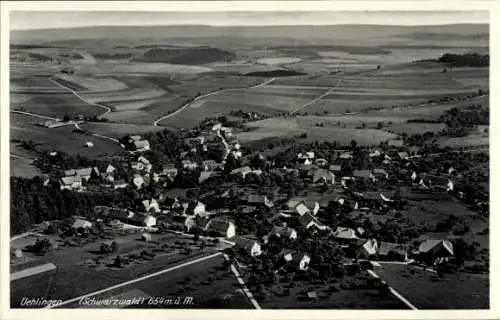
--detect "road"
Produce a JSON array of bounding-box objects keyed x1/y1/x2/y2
[
  {"x1": 12, "y1": 110, "x2": 57, "y2": 121},
  {"x1": 367, "y1": 267, "x2": 418, "y2": 310},
  {"x1": 223, "y1": 253, "x2": 261, "y2": 309},
  {"x1": 153, "y1": 77, "x2": 276, "y2": 127},
  {"x1": 46, "y1": 252, "x2": 223, "y2": 309},
  {"x1": 49, "y1": 77, "x2": 112, "y2": 118},
  {"x1": 290, "y1": 78, "x2": 342, "y2": 114}
]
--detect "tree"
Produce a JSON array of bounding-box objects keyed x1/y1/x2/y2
[
  {"x1": 31, "y1": 238, "x2": 53, "y2": 255},
  {"x1": 377, "y1": 122, "x2": 384, "y2": 129},
  {"x1": 63, "y1": 114, "x2": 71, "y2": 122},
  {"x1": 350, "y1": 140, "x2": 358, "y2": 150},
  {"x1": 110, "y1": 241, "x2": 119, "y2": 253}
]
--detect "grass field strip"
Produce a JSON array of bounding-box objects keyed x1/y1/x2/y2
[
  {"x1": 366, "y1": 269, "x2": 418, "y2": 310},
  {"x1": 49, "y1": 77, "x2": 112, "y2": 118},
  {"x1": 153, "y1": 77, "x2": 275, "y2": 126},
  {"x1": 45, "y1": 252, "x2": 223, "y2": 308},
  {"x1": 223, "y1": 253, "x2": 261, "y2": 309},
  {"x1": 290, "y1": 78, "x2": 343, "y2": 114}
]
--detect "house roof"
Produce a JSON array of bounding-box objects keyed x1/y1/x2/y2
[
  {"x1": 72, "y1": 219, "x2": 92, "y2": 229},
  {"x1": 134, "y1": 140, "x2": 150, "y2": 149},
  {"x1": 205, "y1": 219, "x2": 233, "y2": 233},
  {"x1": 313, "y1": 169, "x2": 335, "y2": 183},
  {"x1": 236, "y1": 237, "x2": 259, "y2": 251},
  {"x1": 61, "y1": 175, "x2": 82, "y2": 185},
  {"x1": 329, "y1": 165, "x2": 342, "y2": 171},
  {"x1": 199, "y1": 171, "x2": 219, "y2": 183},
  {"x1": 353, "y1": 170, "x2": 372, "y2": 178},
  {"x1": 373, "y1": 168, "x2": 388, "y2": 175},
  {"x1": 332, "y1": 227, "x2": 358, "y2": 239},
  {"x1": 418, "y1": 239, "x2": 454, "y2": 255},
  {"x1": 397, "y1": 152, "x2": 409, "y2": 159},
  {"x1": 247, "y1": 194, "x2": 268, "y2": 204},
  {"x1": 231, "y1": 166, "x2": 252, "y2": 175},
  {"x1": 378, "y1": 242, "x2": 409, "y2": 256},
  {"x1": 295, "y1": 203, "x2": 310, "y2": 216},
  {"x1": 299, "y1": 212, "x2": 321, "y2": 227},
  {"x1": 388, "y1": 140, "x2": 404, "y2": 147},
  {"x1": 65, "y1": 167, "x2": 98, "y2": 177},
  {"x1": 270, "y1": 226, "x2": 296, "y2": 238}
]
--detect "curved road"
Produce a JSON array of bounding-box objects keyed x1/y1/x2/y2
[
  {"x1": 153, "y1": 77, "x2": 276, "y2": 127},
  {"x1": 49, "y1": 77, "x2": 112, "y2": 118}
]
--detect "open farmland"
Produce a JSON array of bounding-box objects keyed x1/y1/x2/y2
[
  {"x1": 79, "y1": 122, "x2": 166, "y2": 139},
  {"x1": 374, "y1": 264, "x2": 488, "y2": 309},
  {"x1": 11, "y1": 117, "x2": 125, "y2": 158},
  {"x1": 10, "y1": 156, "x2": 42, "y2": 178},
  {"x1": 11, "y1": 93, "x2": 106, "y2": 119},
  {"x1": 237, "y1": 118, "x2": 397, "y2": 146}
]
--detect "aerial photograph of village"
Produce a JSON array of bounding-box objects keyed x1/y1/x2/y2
[{"x1": 8, "y1": 9, "x2": 489, "y2": 310}]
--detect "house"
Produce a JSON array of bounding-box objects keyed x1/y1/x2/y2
[
  {"x1": 306, "y1": 291, "x2": 318, "y2": 300},
  {"x1": 353, "y1": 170, "x2": 373, "y2": 181},
  {"x1": 299, "y1": 212, "x2": 327, "y2": 230},
  {"x1": 60, "y1": 175, "x2": 83, "y2": 191},
  {"x1": 186, "y1": 136, "x2": 205, "y2": 147},
  {"x1": 329, "y1": 164, "x2": 342, "y2": 173},
  {"x1": 182, "y1": 160, "x2": 198, "y2": 170},
  {"x1": 388, "y1": 139, "x2": 404, "y2": 148},
  {"x1": 105, "y1": 164, "x2": 116, "y2": 174},
  {"x1": 133, "y1": 174, "x2": 145, "y2": 189},
  {"x1": 247, "y1": 195, "x2": 273, "y2": 208},
  {"x1": 160, "y1": 164, "x2": 178, "y2": 177},
  {"x1": 297, "y1": 151, "x2": 315, "y2": 160},
  {"x1": 131, "y1": 162, "x2": 145, "y2": 171},
  {"x1": 332, "y1": 227, "x2": 359, "y2": 240},
  {"x1": 64, "y1": 167, "x2": 100, "y2": 181},
  {"x1": 419, "y1": 174, "x2": 454, "y2": 191},
  {"x1": 11, "y1": 247, "x2": 23, "y2": 259},
  {"x1": 199, "y1": 171, "x2": 220, "y2": 183},
  {"x1": 141, "y1": 233, "x2": 152, "y2": 242},
  {"x1": 418, "y1": 239, "x2": 454, "y2": 265},
  {"x1": 312, "y1": 169, "x2": 335, "y2": 185},
  {"x1": 200, "y1": 160, "x2": 222, "y2": 171},
  {"x1": 269, "y1": 226, "x2": 298, "y2": 240},
  {"x1": 231, "y1": 166, "x2": 252, "y2": 178},
  {"x1": 192, "y1": 201, "x2": 206, "y2": 216},
  {"x1": 369, "y1": 149, "x2": 382, "y2": 158},
  {"x1": 101, "y1": 172, "x2": 115, "y2": 183},
  {"x1": 397, "y1": 152, "x2": 410, "y2": 160},
  {"x1": 292, "y1": 252, "x2": 311, "y2": 271},
  {"x1": 354, "y1": 239, "x2": 378, "y2": 259},
  {"x1": 72, "y1": 218, "x2": 92, "y2": 230},
  {"x1": 235, "y1": 237, "x2": 262, "y2": 257},
  {"x1": 378, "y1": 242, "x2": 409, "y2": 261},
  {"x1": 372, "y1": 168, "x2": 389, "y2": 180},
  {"x1": 129, "y1": 135, "x2": 142, "y2": 143},
  {"x1": 338, "y1": 152, "x2": 353, "y2": 159},
  {"x1": 279, "y1": 248, "x2": 294, "y2": 262},
  {"x1": 85, "y1": 141, "x2": 94, "y2": 148},
  {"x1": 204, "y1": 219, "x2": 236, "y2": 238},
  {"x1": 133, "y1": 140, "x2": 150, "y2": 152},
  {"x1": 211, "y1": 123, "x2": 222, "y2": 131},
  {"x1": 315, "y1": 158, "x2": 328, "y2": 167},
  {"x1": 113, "y1": 179, "x2": 128, "y2": 189},
  {"x1": 142, "y1": 199, "x2": 160, "y2": 213}
]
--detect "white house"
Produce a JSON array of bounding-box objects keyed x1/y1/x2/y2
[
  {"x1": 142, "y1": 198, "x2": 160, "y2": 213},
  {"x1": 235, "y1": 237, "x2": 262, "y2": 257},
  {"x1": 60, "y1": 176, "x2": 83, "y2": 191},
  {"x1": 72, "y1": 218, "x2": 92, "y2": 230},
  {"x1": 133, "y1": 140, "x2": 150, "y2": 152},
  {"x1": 106, "y1": 164, "x2": 116, "y2": 174},
  {"x1": 85, "y1": 141, "x2": 94, "y2": 148},
  {"x1": 193, "y1": 201, "x2": 206, "y2": 216},
  {"x1": 332, "y1": 227, "x2": 359, "y2": 240},
  {"x1": 133, "y1": 174, "x2": 145, "y2": 189}
]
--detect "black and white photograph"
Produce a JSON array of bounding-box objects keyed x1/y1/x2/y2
[{"x1": 2, "y1": 1, "x2": 495, "y2": 316}]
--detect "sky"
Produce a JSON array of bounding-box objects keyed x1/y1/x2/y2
[{"x1": 10, "y1": 11, "x2": 489, "y2": 30}]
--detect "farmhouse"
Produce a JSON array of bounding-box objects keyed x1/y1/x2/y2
[
  {"x1": 419, "y1": 174, "x2": 454, "y2": 191},
  {"x1": 64, "y1": 167, "x2": 99, "y2": 181},
  {"x1": 60, "y1": 175, "x2": 83, "y2": 191},
  {"x1": 130, "y1": 212, "x2": 157, "y2": 227},
  {"x1": 355, "y1": 239, "x2": 378, "y2": 259},
  {"x1": 204, "y1": 219, "x2": 236, "y2": 238},
  {"x1": 85, "y1": 141, "x2": 94, "y2": 148},
  {"x1": 388, "y1": 139, "x2": 404, "y2": 148},
  {"x1": 199, "y1": 171, "x2": 220, "y2": 183},
  {"x1": 332, "y1": 227, "x2": 359, "y2": 240},
  {"x1": 133, "y1": 140, "x2": 150, "y2": 152},
  {"x1": 72, "y1": 218, "x2": 92, "y2": 230},
  {"x1": 418, "y1": 239, "x2": 454, "y2": 265},
  {"x1": 235, "y1": 237, "x2": 262, "y2": 257},
  {"x1": 378, "y1": 242, "x2": 409, "y2": 261}
]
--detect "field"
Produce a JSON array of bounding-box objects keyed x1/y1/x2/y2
[
  {"x1": 236, "y1": 117, "x2": 397, "y2": 146},
  {"x1": 79, "y1": 122, "x2": 166, "y2": 139},
  {"x1": 11, "y1": 232, "x2": 230, "y2": 308},
  {"x1": 10, "y1": 156, "x2": 42, "y2": 178},
  {"x1": 11, "y1": 114, "x2": 125, "y2": 159},
  {"x1": 374, "y1": 264, "x2": 488, "y2": 309}
]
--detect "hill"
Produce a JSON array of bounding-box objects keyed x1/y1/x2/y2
[{"x1": 132, "y1": 46, "x2": 236, "y2": 64}]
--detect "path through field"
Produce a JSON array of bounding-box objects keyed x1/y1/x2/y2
[
  {"x1": 49, "y1": 77, "x2": 112, "y2": 118},
  {"x1": 153, "y1": 77, "x2": 276, "y2": 126},
  {"x1": 290, "y1": 78, "x2": 343, "y2": 114},
  {"x1": 367, "y1": 267, "x2": 418, "y2": 310}
]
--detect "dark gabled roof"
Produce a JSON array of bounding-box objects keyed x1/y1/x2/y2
[
  {"x1": 378, "y1": 242, "x2": 409, "y2": 256},
  {"x1": 205, "y1": 219, "x2": 233, "y2": 233}
]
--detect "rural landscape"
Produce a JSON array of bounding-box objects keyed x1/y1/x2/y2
[{"x1": 9, "y1": 11, "x2": 489, "y2": 310}]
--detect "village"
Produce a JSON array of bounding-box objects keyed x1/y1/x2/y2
[{"x1": 10, "y1": 114, "x2": 489, "y2": 309}]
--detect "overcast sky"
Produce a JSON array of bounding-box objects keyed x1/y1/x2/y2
[{"x1": 10, "y1": 11, "x2": 489, "y2": 30}]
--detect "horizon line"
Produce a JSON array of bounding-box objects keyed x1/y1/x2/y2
[{"x1": 11, "y1": 22, "x2": 490, "y2": 32}]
